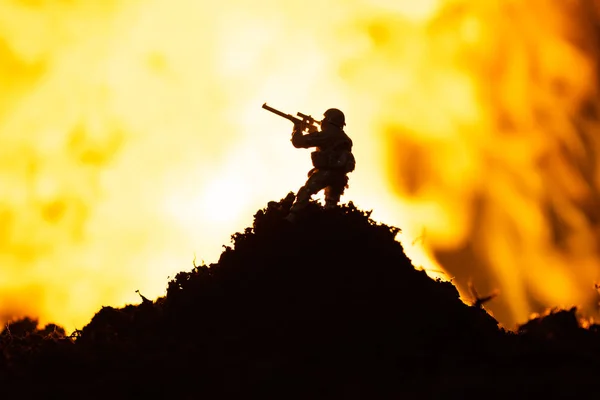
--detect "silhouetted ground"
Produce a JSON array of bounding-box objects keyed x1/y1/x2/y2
[{"x1": 2, "y1": 194, "x2": 600, "y2": 399}]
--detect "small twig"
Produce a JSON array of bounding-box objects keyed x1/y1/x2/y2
[
  {"x1": 135, "y1": 289, "x2": 152, "y2": 305},
  {"x1": 469, "y1": 280, "x2": 499, "y2": 309}
]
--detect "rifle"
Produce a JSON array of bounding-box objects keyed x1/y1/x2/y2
[{"x1": 262, "y1": 103, "x2": 320, "y2": 132}]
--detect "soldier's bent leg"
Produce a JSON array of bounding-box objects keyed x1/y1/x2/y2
[
  {"x1": 289, "y1": 185, "x2": 314, "y2": 214},
  {"x1": 324, "y1": 172, "x2": 348, "y2": 209},
  {"x1": 287, "y1": 170, "x2": 330, "y2": 220}
]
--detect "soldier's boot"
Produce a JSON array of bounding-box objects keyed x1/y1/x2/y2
[
  {"x1": 324, "y1": 200, "x2": 338, "y2": 210},
  {"x1": 324, "y1": 186, "x2": 341, "y2": 210}
]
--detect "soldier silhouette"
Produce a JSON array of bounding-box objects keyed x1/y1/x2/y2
[{"x1": 285, "y1": 108, "x2": 356, "y2": 222}]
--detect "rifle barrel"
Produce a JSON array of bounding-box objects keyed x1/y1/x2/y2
[
  {"x1": 262, "y1": 103, "x2": 320, "y2": 131},
  {"x1": 262, "y1": 103, "x2": 293, "y2": 120}
]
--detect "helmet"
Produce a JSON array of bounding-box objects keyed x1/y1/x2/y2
[{"x1": 323, "y1": 108, "x2": 345, "y2": 128}]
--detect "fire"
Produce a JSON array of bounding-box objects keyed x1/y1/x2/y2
[
  {"x1": 341, "y1": 0, "x2": 600, "y2": 326},
  {"x1": 1, "y1": 0, "x2": 599, "y2": 330}
]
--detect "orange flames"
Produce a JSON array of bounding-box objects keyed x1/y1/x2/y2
[
  {"x1": 1, "y1": 0, "x2": 599, "y2": 330},
  {"x1": 344, "y1": 0, "x2": 600, "y2": 326}
]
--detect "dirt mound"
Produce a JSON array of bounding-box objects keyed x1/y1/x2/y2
[{"x1": 1, "y1": 195, "x2": 599, "y2": 398}]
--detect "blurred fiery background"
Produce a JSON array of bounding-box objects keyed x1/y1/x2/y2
[{"x1": 2, "y1": 0, "x2": 600, "y2": 330}]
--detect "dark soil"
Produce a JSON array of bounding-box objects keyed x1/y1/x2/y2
[{"x1": 2, "y1": 194, "x2": 600, "y2": 399}]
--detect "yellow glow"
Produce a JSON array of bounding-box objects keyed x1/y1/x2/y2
[
  {"x1": 1, "y1": 0, "x2": 600, "y2": 330},
  {"x1": 369, "y1": 0, "x2": 442, "y2": 21}
]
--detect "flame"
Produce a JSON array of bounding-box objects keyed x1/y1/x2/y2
[
  {"x1": 1, "y1": 0, "x2": 599, "y2": 330},
  {"x1": 341, "y1": 0, "x2": 600, "y2": 326}
]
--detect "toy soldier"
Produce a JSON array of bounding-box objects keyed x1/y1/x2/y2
[{"x1": 285, "y1": 108, "x2": 356, "y2": 222}]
